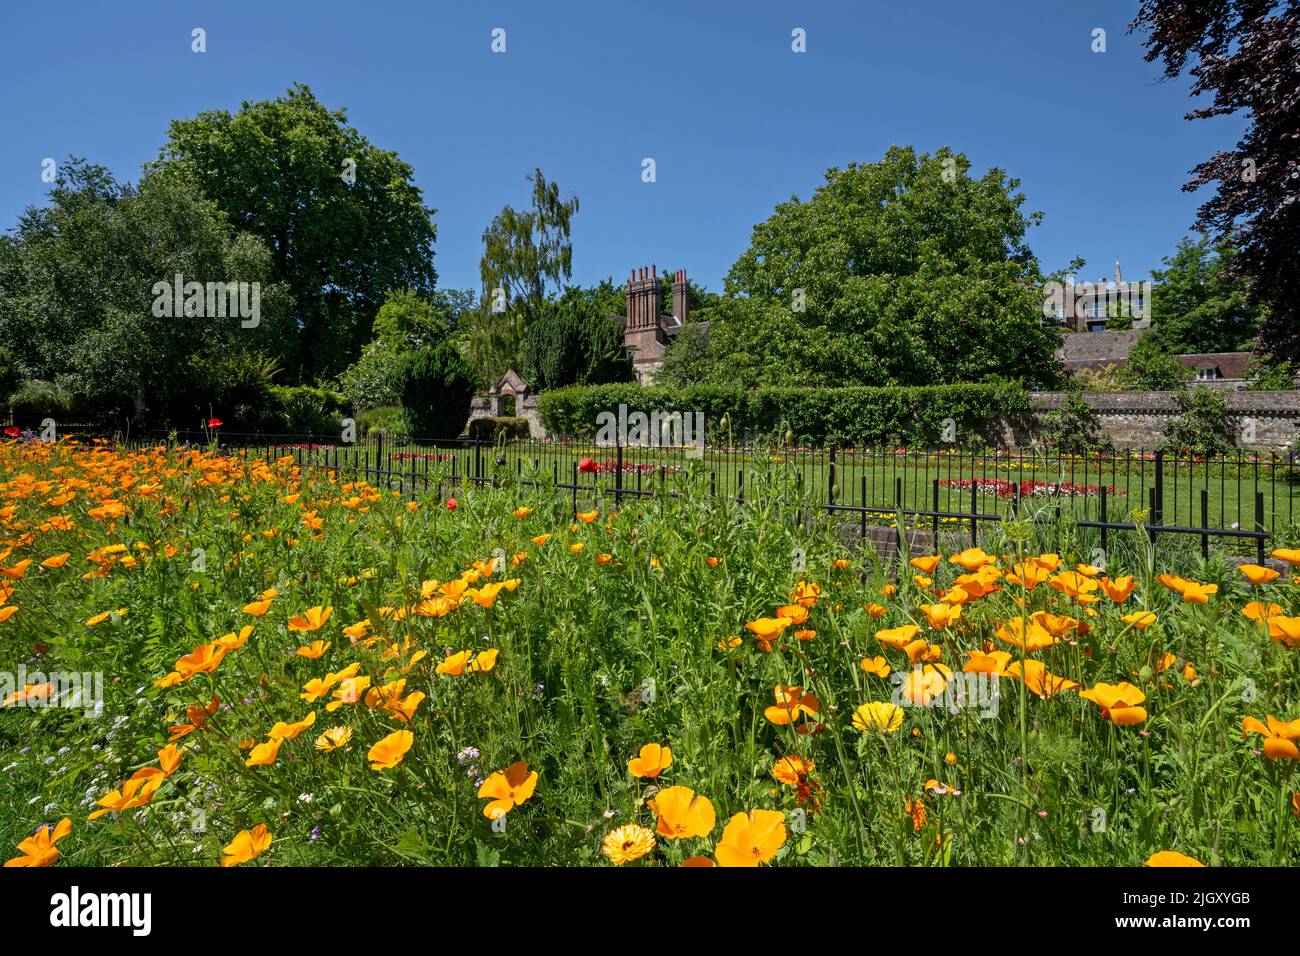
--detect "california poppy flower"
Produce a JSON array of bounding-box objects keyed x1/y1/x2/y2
[
  {"x1": 949, "y1": 547, "x2": 994, "y2": 572},
  {"x1": 746, "y1": 616, "x2": 792, "y2": 653},
  {"x1": 245, "y1": 737, "x2": 284, "y2": 767},
  {"x1": 909, "y1": 555, "x2": 942, "y2": 574},
  {"x1": 368, "y1": 729, "x2": 415, "y2": 770},
  {"x1": 1239, "y1": 563, "x2": 1280, "y2": 585},
  {"x1": 714, "y1": 809, "x2": 786, "y2": 867},
  {"x1": 267, "y1": 711, "x2": 317, "y2": 741},
  {"x1": 221, "y1": 824, "x2": 272, "y2": 867},
  {"x1": 1145, "y1": 850, "x2": 1204, "y2": 867},
  {"x1": 1079, "y1": 682, "x2": 1147, "y2": 726},
  {"x1": 876, "y1": 624, "x2": 921, "y2": 650},
  {"x1": 1267, "y1": 616, "x2": 1300, "y2": 649},
  {"x1": 920, "y1": 603, "x2": 961, "y2": 630},
  {"x1": 860, "y1": 655, "x2": 892, "y2": 678},
  {"x1": 1099, "y1": 575, "x2": 1137, "y2": 603},
  {"x1": 627, "y1": 743, "x2": 673, "y2": 779},
  {"x1": 763, "y1": 685, "x2": 821, "y2": 726},
  {"x1": 648, "y1": 785, "x2": 715, "y2": 839},
  {"x1": 1241, "y1": 715, "x2": 1300, "y2": 759},
  {"x1": 1122, "y1": 610, "x2": 1157, "y2": 629},
  {"x1": 287, "y1": 605, "x2": 332, "y2": 632},
  {"x1": 296, "y1": 639, "x2": 330, "y2": 659},
  {"x1": 1006, "y1": 660, "x2": 1078, "y2": 698},
  {"x1": 477, "y1": 760, "x2": 538, "y2": 819},
  {"x1": 4, "y1": 818, "x2": 72, "y2": 867}
]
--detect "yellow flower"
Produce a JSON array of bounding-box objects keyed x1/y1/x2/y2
[
  {"x1": 714, "y1": 809, "x2": 786, "y2": 867},
  {"x1": 627, "y1": 743, "x2": 673, "y2": 779},
  {"x1": 314, "y1": 726, "x2": 353, "y2": 752},
  {"x1": 852, "y1": 701, "x2": 904, "y2": 733},
  {"x1": 602, "y1": 824, "x2": 655, "y2": 865},
  {"x1": 287, "y1": 604, "x2": 332, "y2": 632}
]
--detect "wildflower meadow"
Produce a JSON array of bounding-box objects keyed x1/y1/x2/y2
[{"x1": 1, "y1": 435, "x2": 1297, "y2": 870}]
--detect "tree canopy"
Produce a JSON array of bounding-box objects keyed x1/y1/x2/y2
[
  {"x1": 154, "y1": 84, "x2": 437, "y2": 382},
  {"x1": 704, "y1": 146, "x2": 1062, "y2": 388},
  {"x1": 1133, "y1": 0, "x2": 1300, "y2": 362}
]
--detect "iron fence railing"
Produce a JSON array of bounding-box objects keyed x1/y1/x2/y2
[{"x1": 114, "y1": 429, "x2": 1299, "y2": 563}]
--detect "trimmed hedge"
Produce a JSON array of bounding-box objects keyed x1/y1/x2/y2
[
  {"x1": 467, "y1": 416, "x2": 532, "y2": 441},
  {"x1": 537, "y1": 383, "x2": 1030, "y2": 447}
]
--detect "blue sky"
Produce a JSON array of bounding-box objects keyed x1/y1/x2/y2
[{"x1": 0, "y1": 0, "x2": 1239, "y2": 295}]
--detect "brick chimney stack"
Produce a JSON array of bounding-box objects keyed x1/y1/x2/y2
[
  {"x1": 671, "y1": 269, "x2": 689, "y2": 325},
  {"x1": 626, "y1": 265, "x2": 663, "y2": 330}
]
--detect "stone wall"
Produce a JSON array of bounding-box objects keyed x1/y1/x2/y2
[{"x1": 1028, "y1": 391, "x2": 1300, "y2": 452}]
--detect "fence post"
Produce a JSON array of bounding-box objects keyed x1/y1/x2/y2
[
  {"x1": 1256, "y1": 491, "x2": 1266, "y2": 565},
  {"x1": 572, "y1": 461, "x2": 578, "y2": 516},
  {"x1": 615, "y1": 440, "x2": 623, "y2": 507},
  {"x1": 827, "y1": 445, "x2": 837, "y2": 508},
  {"x1": 1153, "y1": 449, "x2": 1164, "y2": 527},
  {"x1": 1200, "y1": 489, "x2": 1209, "y2": 560},
  {"x1": 932, "y1": 477, "x2": 940, "y2": 542},
  {"x1": 970, "y1": 482, "x2": 978, "y2": 546},
  {"x1": 474, "y1": 441, "x2": 481, "y2": 485},
  {"x1": 1099, "y1": 486, "x2": 1108, "y2": 556}
]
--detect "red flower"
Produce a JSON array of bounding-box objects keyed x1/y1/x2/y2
[
  {"x1": 578, "y1": 458, "x2": 598, "y2": 474},
  {"x1": 207, "y1": 418, "x2": 223, "y2": 428},
  {"x1": 446, "y1": 497, "x2": 457, "y2": 511},
  {"x1": 3, "y1": 426, "x2": 19, "y2": 437}
]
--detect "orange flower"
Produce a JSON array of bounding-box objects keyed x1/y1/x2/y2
[
  {"x1": 315, "y1": 726, "x2": 353, "y2": 752},
  {"x1": 763, "y1": 685, "x2": 821, "y2": 726},
  {"x1": 789, "y1": 580, "x2": 821, "y2": 608},
  {"x1": 1122, "y1": 610, "x2": 1158, "y2": 629},
  {"x1": 860, "y1": 655, "x2": 892, "y2": 678},
  {"x1": 1100, "y1": 575, "x2": 1137, "y2": 603},
  {"x1": 1239, "y1": 563, "x2": 1280, "y2": 585},
  {"x1": 267, "y1": 711, "x2": 317, "y2": 741},
  {"x1": 477, "y1": 761, "x2": 538, "y2": 819},
  {"x1": 435, "y1": 650, "x2": 473, "y2": 676},
  {"x1": 627, "y1": 743, "x2": 673, "y2": 779},
  {"x1": 245, "y1": 737, "x2": 284, "y2": 767},
  {"x1": 296, "y1": 640, "x2": 330, "y2": 659},
  {"x1": 1271, "y1": 548, "x2": 1300, "y2": 566},
  {"x1": 368, "y1": 729, "x2": 415, "y2": 770},
  {"x1": 745, "y1": 616, "x2": 792, "y2": 652},
  {"x1": 87, "y1": 775, "x2": 163, "y2": 819},
  {"x1": 242, "y1": 599, "x2": 272, "y2": 617},
  {"x1": 470, "y1": 649, "x2": 499, "y2": 673},
  {"x1": 920, "y1": 603, "x2": 961, "y2": 630},
  {"x1": 648, "y1": 785, "x2": 715, "y2": 839},
  {"x1": 714, "y1": 809, "x2": 786, "y2": 867},
  {"x1": 876, "y1": 624, "x2": 921, "y2": 650},
  {"x1": 221, "y1": 824, "x2": 272, "y2": 867},
  {"x1": 1079, "y1": 682, "x2": 1147, "y2": 726},
  {"x1": 949, "y1": 548, "x2": 994, "y2": 572},
  {"x1": 1145, "y1": 850, "x2": 1204, "y2": 867},
  {"x1": 287, "y1": 605, "x2": 332, "y2": 632},
  {"x1": 1243, "y1": 601, "x2": 1283, "y2": 621},
  {"x1": 1006, "y1": 659, "x2": 1079, "y2": 698},
  {"x1": 1241, "y1": 715, "x2": 1300, "y2": 760},
  {"x1": 1267, "y1": 616, "x2": 1300, "y2": 649},
  {"x1": 909, "y1": 555, "x2": 941, "y2": 574},
  {"x1": 4, "y1": 818, "x2": 72, "y2": 867},
  {"x1": 963, "y1": 649, "x2": 1012, "y2": 676},
  {"x1": 995, "y1": 616, "x2": 1055, "y2": 652}
]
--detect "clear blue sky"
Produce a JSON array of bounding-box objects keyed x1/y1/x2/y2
[{"x1": 0, "y1": 0, "x2": 1240, "y2": 295}]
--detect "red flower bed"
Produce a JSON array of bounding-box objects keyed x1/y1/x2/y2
[{"x1": 939, "y1": 478, "x2": 1125, "y2": 499}]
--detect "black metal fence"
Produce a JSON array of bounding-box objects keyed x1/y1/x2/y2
[{"x1": 111, "y1": 428, "x2": 1299, "y2": 563}]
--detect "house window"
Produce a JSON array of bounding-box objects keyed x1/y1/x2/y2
[{"x1": 1195, "y1": 367, "x2": 1219, "y2": 381}]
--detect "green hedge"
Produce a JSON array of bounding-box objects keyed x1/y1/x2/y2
[
  {"x1": 467, "y1": 416, "x2": 532, "y2": 441},
  {"x1": 537, "y1": 383, "x2": 1029, "y2": 447}
]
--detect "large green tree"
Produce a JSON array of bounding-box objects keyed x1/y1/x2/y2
[
  {"x1": 0, "y1": 159, "x2": 291, "y2": 425},
  {"x1": 717, "y1": 146, "x2": 1062, "y2": 387},
  {"x1": 1148, "y1": 235, "x2": 1264, "y2": 355},
  {"x1": 1133, "y1": 1, "x2": 1300, "y2": 363},
  {"x1": 154, "y1": 84, "x2": 437, "y2": 382}
]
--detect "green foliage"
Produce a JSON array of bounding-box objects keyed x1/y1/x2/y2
[
  {"x1": 520, "y1": 290, "x2": 633, "y2": 391},
  {"x1": 1162, "y1": 387, "x2": 1236, "y2": 455},
  {"x1": 716, "y1": 146, "x2": 1062, "y2": 387},
  {"x1": 467, "y1": 416, "x2": 531, "y2": 441},
  {"x1": 539, "y1": 382, "x2": 1030, "y2": 446},
  {"x1": 479, "y1": 168, "x2": 579, "y2": 327},
  {"x1": 0, "y1": 159, "x2": 293, "y2": 426},
  {"x1": 0, "y1": 350, "x2": 19, "y2": 403},
  {"x1": 336, "y1": 341, "x2": 405, "y2": 412},
  {"x1": 396, "y1": 343, "x2": 477, "y2": 441},
  {"x1": 1121, "y1": 334, "x2": 1192, "y2": 391},
  {"x1": 154, "y1": 84, "x2": 437, "y2": 381},
  {"x1": 655, "y1": 323, "x2": 715, "y2": 389},
  {"x1": 1038, "y1": 392, "x2": 1111, "y2": 454},
  {"x1": 1245, "y1": 357, "x2": 1298, "y2": 391},
  {"x1": 355, "y1": 405, "x2": 409, "y2": 442},
  {"x1": 8, "y1": 379, "x2": 76, "y2": 428},
  {"x1": 270, "y1": 385, "x2": 346, "y2": 435},
  {"x1": 1149, "y1": 235, "x2": 1263, "y2": 354}
]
